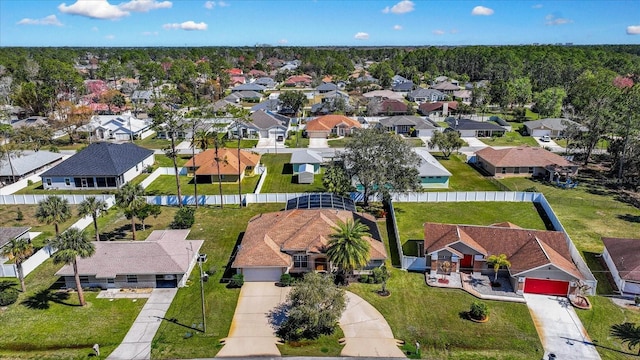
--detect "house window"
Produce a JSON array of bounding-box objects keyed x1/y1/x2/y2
[
  {"x1": 136, "y1": 164, "x2": 139, "y2": 171},
  {"x1": 514, "y1": 167, "x2": 521, "y2": 174},
  {"x1": 528, "y1": 167, "x2": 534, "y2": 174},
  {"x1": 500, "y1": 168, "x2": 506, "y2": 174},
  {"x1": 79, "y1": 276, "x2": 89, "y2": 282},
  {"x1": 293, "y1": 255, "x2": 308, "y2": 268},
  {"x1": 65, "y1": 178, "x2": 71, "y2": 186},
  {"x1": 126, "y1": 275, "x2": 138, "y2": 283},
  {"x1": 45, "y1": 178, "x2": 52, "y2": 186}
]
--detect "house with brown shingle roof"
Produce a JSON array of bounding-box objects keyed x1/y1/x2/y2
[
  {"x1": 233, "y1": 209, "x2": 387, "y2": 282},
  {"x1": 55, "y1": 230, "x2": 204, "y2": 289},
  {"x1": 602, "y1": 237, "x2": 640, "y2": 295},
  {"x1": 424, "y1": 222, "x2": 584, "y2": 296},
  {"x1": 475, "y1": 146, "x2": 578, "y2": 179},
  {"x1": 184, "y1": 148, "x2": 261, "y2": 183},
  {"x1": 305, "y1": 114, "x2": 361, "y2": 139}
]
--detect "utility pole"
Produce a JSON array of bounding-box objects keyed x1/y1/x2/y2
[{"x1": 198, "y1": 255, "x2": 207, "y2": 333}]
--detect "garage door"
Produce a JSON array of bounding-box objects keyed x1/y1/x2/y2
[
  {"x1": 524, "y1": 278, "x2": 569, "y2": 296},
  {"x1": 241, "y1": 267, "x2": 283, "y2": 282},
  {"x1": 531, "y1": 129, "x2": 550, "y2": 137}
]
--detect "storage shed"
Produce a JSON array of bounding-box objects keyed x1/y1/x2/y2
[{"x1": 298, "y1": 163, "x2": 315, "y2": 184}]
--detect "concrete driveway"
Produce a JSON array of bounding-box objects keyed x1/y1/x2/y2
[
  {"x1": 462, "y1": 136, "x2": 488, "y2": 148},
  {"x1": 524, "y1": 294, "x2": 601, "y2": 360},
  {"x1": 107, "y1": 288, "x2": 178, "y2": 360},
  {"x1": 216, "y1": 283, "x2": 291, "y2": 358},
  {"x1": 339, "y1": 292, "x2": 406, "y2": 358},
  {"x1": 309, "y1": 138, "x2": 329, "y2": 148}
]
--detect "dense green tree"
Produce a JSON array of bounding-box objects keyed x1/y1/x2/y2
[
  {"x1": 279, "y1": 90, "x2": 307, "y2": 116},
  {"x1": 115, "y1": 183, "x2": 146, "y2": 240},
  {"x1": 428, "y1": 130, "x2": 465, "y2": 159},
  {"x1": 269, "y1": 272, "x2": 346, "y2": 342},
  {"x1": 78, "y1": 197, "x2": 109, "y2": 242},
  {"x1": 1, "y1": 238, "x2": 33, "y2": 292},
  {"x1": 322, "y1": 161, "x2": 354, "y2": 197},
  {"x1": 509, "y1": 77, "x2": 533, "y2": 108},
  {"x1": 533, "y1": 87, "x2": 566, "y2": 118},
  {"x1": 341, "y1": 128, "x2": 420, "y2": 206},
  {"x1": 36, "y1": 195, "x2": 71, "y2": 236},
  {"x1": 51, "y1": 228, "x2": 95, "y2": 306},
  {"x1": 327, "y1": 219, "x2": 371, "y2": 274}
]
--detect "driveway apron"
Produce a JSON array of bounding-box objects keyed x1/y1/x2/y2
[
  {"x1": 216, "y1": 283, "x2": 290, "y2": 357},
  {"x1": 339, "y1": 291, "x2": 406, "y2": 358},
  {"x1": 107, "y1": 288, "x2": 178, "y2": 360},
  {"x1": 524, "y1": 293, "x2": 601, "y2": 360}
]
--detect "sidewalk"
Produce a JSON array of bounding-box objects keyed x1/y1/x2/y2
[{"x1": 107, "y1": 288, "x2": 178, "y2": 360}]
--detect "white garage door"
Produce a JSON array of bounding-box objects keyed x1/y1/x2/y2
[
  {"x1": 624, "y1": 281, "x2": 640, "y2": 295},
  {"x1": 242, "y1": 267, "x2": 283, "y2": 282},
  {"x1": 115, "y1": 133, "x2": 131, "y2": 141},
  {"x1": 532, "y1": 129, "x2": 550, "y2": 137}
]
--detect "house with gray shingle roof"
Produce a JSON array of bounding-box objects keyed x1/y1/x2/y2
[
  {"x1": 0, "y1": 227, "x2": 31, "y2": 250},
  {"x1": 377, "y1": 115, "x2": 440, "y2": 137},
  {"x1": 407, "y1": 88, "x2": 446, "y2": 103},
  {"x1": 445, "y1": 118, "x2": 505, "y2": 137},
  {"x1": 231, "y1": 110, "x2": 290, "y2": 141},
  {"x1": 523, "y1": 118, "x2": 587, "y2": 138},
  {"x1": 0, "y1": 150, "x2": 64, "y2": 185},
  {"x1": 290, "y1": 149, "x2": 323, "y2": 174},
  {"x1": 41, "y1": 142, "x2": 154, "y2": 190},
  {"x1": 55, "y1": 230, "x2": 204, "y2": 289},
  {"x1": 231, "y1": 83, "x2": 267, "y2": 93}
]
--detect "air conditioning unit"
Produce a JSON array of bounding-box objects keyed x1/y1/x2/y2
[{"x1": 197, "y1": 253, "x2": 208, "y2": 263}]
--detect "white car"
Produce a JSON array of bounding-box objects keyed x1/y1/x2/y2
[{"x1": 540, "y1": 135, "x2": 551, "y2": 142}]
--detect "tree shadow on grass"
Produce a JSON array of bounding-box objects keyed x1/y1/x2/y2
[
  {"x1": 21, "y1": 289, "x2": 74, "y2": 310},
  {"x1": 220, "y1": 232, "x2": 245, "y2": 283},
  {"x1": 282, "y1": 164, "x2": 293, "y2": 175},
  {"x1": 0, "y1": 280, "x2": 18, "y2": 291},
  {"x1": 100, "y1": 223, "x2": 151, "y2": 241},
  {"x1": 561, "y1": 337, "x2": 638, "y2": 357},
  {"x1": 617, "y1": 214, "x2": 640, "y2": 223}
]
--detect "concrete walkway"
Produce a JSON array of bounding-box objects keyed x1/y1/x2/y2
[
  {"x1": 216, "y1": 283, "x2": 290, "y2": 358},
  {"x1": 524, "y1": 293, "x2": 601, "y2": 360},
  {"x1": 107, "y1": 288, "x2": 178, "y2": 360},
  {"x1": 339, "y1": 292, "x2": 406, "y2": 358}
]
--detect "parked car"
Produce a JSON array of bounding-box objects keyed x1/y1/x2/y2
[{"x1": 540, "y1": 135, "x2": 551, "y2": 142}]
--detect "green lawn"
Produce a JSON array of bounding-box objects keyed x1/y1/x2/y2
[
  {"x1": 479, "y1": 131, "x2": 539, "y2": 147},
  {"x1": 349, "y1": 269, "x2": 542, "y2": 359},
  {"x1": 91, "y1": 206, "x2": 179, "y2": 241},
  {"x1": 144, "y1": 174, "x2": 260, "y2": 196},
  {"x1": 151, "y1": 204, "x2": 285, "y2": 359},
  {"x1": 393, "y1": 202, "x2": 548, "y2": 256},
  {"x1": 285, "y1": 130, "x2": 309, "y2": 148},
  {"x1": 0, "y1": 205, "x2": 81, "y2": 248},
  {"x1": 154, "y1": 154, "x2": 189, "y2": 167},
  {"x1": 438, "y1": 154, "x2": 503, "y2": 191},
  {"x1": 134, "y1": 135, "x2": 171, "y2": 149},
  {"x1": 14, "y1": 181, "x2": 118, "y2": 195},
  {"x1": 327, "y1": 137, "x2": 349, "y2": 148},
  {"x1": 277, "y1": 329, "x2": 344, "y2": 357},
  {"x1": 260, "y1": 154, "x2": 326, "y2": 193},
  {"x1": 0, "y1": 256, "x2": 145, "y2": 359}
]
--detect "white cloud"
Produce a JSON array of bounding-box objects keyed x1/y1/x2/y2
[
  {"x1": 532, "y1": 4, "x2": 543, "y2": 9},
  {"x1": 354, "y1": 32, "x2": 370, "y2": 40},
  {"x1": 627, "y1": 25, "x2": 640, "y2": 35},
  {"x1": 432, "y1": 29, "x2": 445, "y2": 35},
  {"x1": 59, "y1": 0, "x2": 129, "y2": 19},
  {"x1": 17, "y1": 14, "x2": 63, "y2": 26},
  {"x1": 204, "y1": 1, "x2": 215, "y2": 9},
  {"x1": 163, "y1": 21, "x2": 208, "y2": 31},
  {"x1": 105, "y1": 34, "x2": 115, "y2": 40},
  {"x1": 278, "y1": 39, "x2": 288, "y2": 44},
  {"x1": 393, "y1": 25, "x2": 402, "y2": 30},
  {"x1": 142, "y1": 31, "x2": 159, "y2": 36},
  {"x1": 545, "y1": 14, "x2": 573, "y2": 25},
  {"x1": 382, "y1": 0, "x2": 414, "y2": 14},
  {"x1": 471, "y1": 6, "x2": 494, "y2": 16},
  {"x1": 119, "y1": 0, "x2": 172, "y2": 13}
]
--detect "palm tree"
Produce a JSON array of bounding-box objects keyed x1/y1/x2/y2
[
  {"x1": 487, "y1": 253, "x2": 511, "y2": 284},
  {"x1": 610, "y1": 322, "x2": 640, "y2": 355},
  {"x1": 190, "y1": 128, "x2": 214, "y2": 208},
  {"x1": 51, "y1": 228, "x2": 95, "y2": 306},
  {"x1": 115, "y1": 183, "x2": 146, "y2": 240},
  {"x1": 227, "y1": 106, "x2": 251, "y2": 207},
  {"x1": 36, "y1": 195, "x2": 71, "y2": 236},
  {"x1": 326, "y1": 219, "x2": 371, "y2": 276},
  {"x1": 78, "y1": 197, "x2": 109, "y2": 242},
  {"x1": 1, "y1": 238, "x2": 33, "y2": 292},
  {"x1": 212, "y1": 133, "x2": 228, "y2": 209}
]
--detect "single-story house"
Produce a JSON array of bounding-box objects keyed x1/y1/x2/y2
[
  {"x1": 489, "y1": 116, "x2": 512, "y2": 131},
  {"x1": 475, "y1": 146, "x2": 578, "y2": 178},
  {"x1": 0, "y1": 150, "x2": 64, "y2": 185},
  {"x1": 253, "y1": 77, "x2": 276, "y2": 89},
  {"x1": 79, "y1": 112, "x2": 153, "y2": 142},
  {"x1": 316, "y1": 82, "x2": 339, "y2": 94},
  {"x1": 225, "y1": 90, "x2": 263, "y2": 103},
  {"x1": 523, "y1": 118, "x2": 587, "y2": 138},
  {"x1": 407, "y1": 88, "x2": 446, "y2": 103},
  {"x1": 232, "y1": 110, "x2": 290, "y2": 141},
  {"x1": 418, "y1": 101, "x2": 458, "y2": 117},
  {"x1": 431, "y1": 81, "x2": 460, "y2": 95},
  {"x1": 231, "y1": 83, "x2": 267, "y2": 93},
  {"x1": 377, "y1": 115, "x2": 440, "y2": 137},
  {"x1": 41, "y1": 142, "x2": 154, "y2": 190},
  {"x1": 445, "y1": 118, "x2": 505, "y2": 137},
  {"x1": 55, "y1": 230, "x2": 204, "y2": 289},
  {"x1": 392, "y1": 81, "x2": 415, "y2": 93},
  {"x1": 232, "y1": 209, "x2": 388, "y2": 282},
  {"x1": 602, "y1": 237, "x2": 640, "y2": 295},
  {"x1": 251, "y1": 99, "x2": 282, "y2": 113},
  {"x1": 453, "y1": 89, "x2": 472, "y2": 104},
  {"x1": 305, "y1": 115, "x2": 361, "y2": 138},
  {"x1": 184, "y1": 148, "x2": 261, "y2": 183},
  {"x1": 284, "y1": 75, "x2": 312, "y2": 87},
  {"x1": 413, "y1": 149, "x2": 452, "y2": 188},
  {"x1": 290, "y1": 149, "x2": 323, "y2": 174},
  {"x1": 10, "y1": 116, "x2": 48, "y2": 130},
  {"x1": 375, "y1": 99, "x2": 409, "y2": 115},
  {"x1": 0, "y1": 227, "x2": 31, "y2": 251},
  {"x1": 424, "y1": 222, "x2": 584, "y2": 296},
  {"x1": 362, "y1": 89, "x2": 405, "y2": 101}
]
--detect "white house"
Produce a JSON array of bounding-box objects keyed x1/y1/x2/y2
[{"x1": 602, "y1": 237, "x2": 640, "y2": 295}]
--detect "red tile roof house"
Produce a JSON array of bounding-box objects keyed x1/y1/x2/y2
[
  {"x1": 475, "y1": 146, "x2": 578, "y2": 180},
  {"x1": 305, "y1": 114, "x2": 361, "y2": 139},
  {"x1": 55, "y1": 230, "x2": 204, "y2": 289},
  {"x1": 184, "y1": 148, "x2": 261, "y2": 183},
  {"x1": 601, "y1": 237, "x2": 640, "y2": 295},
  {"x1": 232, "y1": 209, "x2": 387, "y2": 282},
  {"x1": 424, "y1": 222, "x2": 584, "y2": 296}
]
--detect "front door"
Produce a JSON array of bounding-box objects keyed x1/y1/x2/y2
[
  {"x1": 315, "y1": 258, "x2": 327, "y2": 272},
  {"x1": 460, "y1": 254, "x2": 473, "y2": 270}
]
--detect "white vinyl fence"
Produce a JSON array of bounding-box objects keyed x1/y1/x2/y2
[{"x1": 0, "y1": 194, "x2": 115, "y2": 205}]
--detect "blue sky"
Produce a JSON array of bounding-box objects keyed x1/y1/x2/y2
[{"x1": 1, "y1": 0, "x2": 639, "y2": 47}]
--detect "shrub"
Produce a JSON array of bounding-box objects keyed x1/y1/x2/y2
[
  {"x1": 0, "y1": 288, "x2": 19, "y2": 306},
  {"x1": 206, "y1": 266, "x2": 217, "y2": 276},
  {"x1": 469, "y1": 301, "x2": 489, "y2": 320},
  {"x1": 229, "y1": 274, "x2": 244, "y2": 288},
  {"x1": 279, "y1": 273, "x2": 292, "y2": 286},
  {"x1": 15, "y1": 209, "x2": 24, "y2": 221},
  {"x1": 635, "y1": 296, "x2": 640, "y2": 306},
  {"x1": 27, "y1": 180, "x2": 33, "y2": 186},
  {"x1": 359, "y1": 275, "x2": 369, "y2": 283},
  {"x1": 49, "y1": 146, "x2": 60, "y2": 153},
  {"x1": 170, "y1": 207, "x2": 195, "y2": 229}
]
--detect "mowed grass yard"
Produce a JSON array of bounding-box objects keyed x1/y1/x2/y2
[
  {"x1": 144, "y1": 174, "x2": 260, "y2": 196},
  {"x1": 0, "y1": 204, "x2": 81, "y2": 248},
  {"x1": 437, "y1": 154, "x2": 502, "y2": 191},
  {"x1": 260, "y1": 154, "x2": 326, "y2": 193}
]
